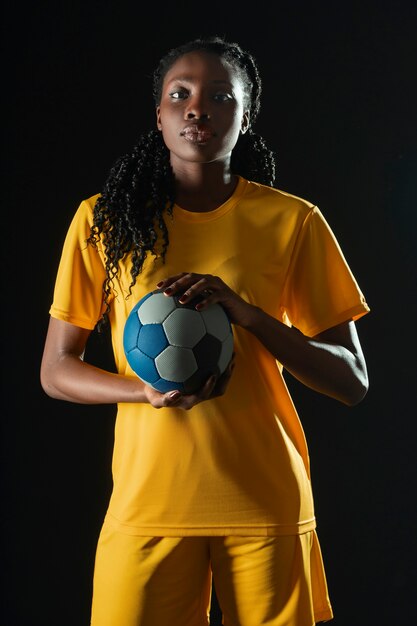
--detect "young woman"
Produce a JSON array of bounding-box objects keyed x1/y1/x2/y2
[{"x1": 41, "y1": 35, "x2": 370, "y2": 626}]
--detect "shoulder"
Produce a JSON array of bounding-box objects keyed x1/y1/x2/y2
[
  {"x1": 240, "y1": 178, "x2": 316, "y2": 227},
  {"x1": 71, "y1": 193, "x2": 101, "y2": 223},
  {"x1": 62, "y1": 194, "x2": 102, "y2": 239},
  {"x1": 80, "y1": 193, "x2": 101, "y2": 213},
  {"x1": 243, "y1": 179, "x2": 315, "y2": 214}
]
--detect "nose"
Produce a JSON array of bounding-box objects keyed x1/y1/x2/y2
[{"x1": 185, "y1": 93, "x2": 210, "y2": 120}]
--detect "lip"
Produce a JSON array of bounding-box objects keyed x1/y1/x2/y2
[{"x1": 180, "y1": 123, "x2": 215, "y2": 144}]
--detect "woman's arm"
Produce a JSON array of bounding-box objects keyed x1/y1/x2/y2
[
  {"x1": 157, "y1": 273, "x2": 369, "y2": 407},
  {"x1": 40, "y1": 317, "x2": 233, "y2": 409},
  {"x1": 40, "y1": 317, "x2": 148, "y2": 404},
  {"x1": 244, "y1": 310, "x2": 368, "y2": 406}
]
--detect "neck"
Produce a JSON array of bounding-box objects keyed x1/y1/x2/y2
[{"x1": 173, "y1": 162, "x2": 238, "y2": 213}]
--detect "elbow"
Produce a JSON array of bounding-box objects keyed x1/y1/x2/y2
[
  {"x1": 40, "y1": 376, "x2": 55, "y2": 400},
  {"x1": 342, "y1": 373, "x2": 369, "y2": 407},
  {"x1": 40, "y1": 366, "x2": 62, "y2": 400}
]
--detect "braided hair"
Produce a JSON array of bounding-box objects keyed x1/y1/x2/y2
[{"x1": 88, "y1": 36, "x2": 276, "y2": 331}]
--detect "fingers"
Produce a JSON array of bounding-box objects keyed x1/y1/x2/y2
[
  {"x1": 166, "y1": 375, "x2": 219, "y2": 410},
  {"x1": 145, "y1": 385, "x2": 184, "y2": 409},
  {"x1": 212, "y1": 355, "x2": 236, "y2": 397},
  {"x1": 156, "y1": 273, "x2": 252, "y2": 326},
  {"x1": 145, "y1": 377, "x2": 216, "y2": 411},
  {"x1": 201, "y1": 374, "x2": 218, "y2": 397},
  {"x1": 146, "y1": 363, "x2": 235, "y2": 410},
  {"x1": 177, "y1": 375, "x2": 217, "y2": 410},
  {"x1": 156, "y1": 273, "x2": 188, "y2": 292},
  {"x1": 156, "y1": 273, "x2": 219, "y2": 308}
]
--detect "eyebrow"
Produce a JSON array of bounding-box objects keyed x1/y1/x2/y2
[{"x1": 167, "y1": 76, "x2": 233, "y2": 87}]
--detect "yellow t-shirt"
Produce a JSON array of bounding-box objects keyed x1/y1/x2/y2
[{"x1": 50, "y1": 176, "x2": 369, "y2": 537}]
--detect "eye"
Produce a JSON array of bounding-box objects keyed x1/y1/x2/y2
[
  {"x1": 169, "y1": 89, "x2": 189, "y2": 100},
  {"x1": 213, "y1": 93, "x2": 233, "y2": 102}
]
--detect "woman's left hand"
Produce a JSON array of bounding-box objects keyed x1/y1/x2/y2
[
  {"x1": 143, "y1": 352, "x2": 235, "y2": 410},
  {"x1": 156, "y1": 272, "x2": 255, "y2": 328}
]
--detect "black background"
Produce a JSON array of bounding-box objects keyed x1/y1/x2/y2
[{"x1": 2, "y1": 1, "x2": 416, "y2": 625}]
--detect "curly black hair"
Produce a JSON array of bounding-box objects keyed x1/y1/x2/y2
[{"x1": 88, "y1": 35, "x2": 276, "y2": 331}]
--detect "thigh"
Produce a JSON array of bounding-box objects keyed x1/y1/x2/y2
[
  {"x1": 210, "y1": 533, "x2": 316, "y2": 626},
  {"x1": 90, "y1": 523, "x2": 212, "y2": 626}
]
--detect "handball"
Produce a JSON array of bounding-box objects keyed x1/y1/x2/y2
[{"x1": 123, "y1": 290, "x2": 234, "y2": 394}]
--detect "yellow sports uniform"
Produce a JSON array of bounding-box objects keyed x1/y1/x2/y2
[{"x1": 50, "y1": 177, "x2": 369, "y2": 624}]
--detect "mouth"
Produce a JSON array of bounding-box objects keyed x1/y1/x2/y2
[{"x1": 180, "y1": 124, "x2": 214, "y2": 144}]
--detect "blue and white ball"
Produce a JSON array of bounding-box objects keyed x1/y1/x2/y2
[{"x1": 123, "y1": 290, "x2": 234, "y2": 394}]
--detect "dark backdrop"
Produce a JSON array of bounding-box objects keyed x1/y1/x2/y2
[{"x1": 2, "y1": 1, "x2": 416, "y2": 625}]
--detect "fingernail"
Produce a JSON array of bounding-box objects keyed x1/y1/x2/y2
[
  {"x1": 156, "y1": 281, "x2": 164, "y2": 288},
  {"x1": 164, "y1": 287, "x2": 173, "y2": 294},
  {"x1": 169, "y1": 391, "x2": 180, "y2": 399}
]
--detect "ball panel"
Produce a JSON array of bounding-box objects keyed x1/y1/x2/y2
[
  {"x1": 138, "y1": 292, "x2": 177, "y2": 324},
  {"x1": 200, "y1": 304, "x2": 232, "y2": 341},
  {"x1": 163, "y1": 308, "x2": 206, "y2": 347},
  {"x1": 138, "y1": 324, "x2": 168, "y2": 358},
  {"x1": 126, "y1": 349, "x2": 160, "y2": 384},
  {"x1": 155, "y1": 346, "x2": 198, "y2": 382},
  {"x1": 193, "y1": 334, "x2": 221, "y2": 369},
  {"x1": 151, "y1": 378, "x2": 185, "y2": 393},
  {"x1": 123, "y1": 313, "x2": 142, "y2": 352}
]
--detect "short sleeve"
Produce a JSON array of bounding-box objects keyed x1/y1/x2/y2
[
  {"x1": 49, "y1": 197, "x2": 107, "y2": 330},
  {"x1": 280, "y1": 206, "x2": 370, "y2": 336}
]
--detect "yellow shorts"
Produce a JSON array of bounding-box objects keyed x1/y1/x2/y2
[{"x1": 90, "y1": 522, "x2": 333, "y2": 626}]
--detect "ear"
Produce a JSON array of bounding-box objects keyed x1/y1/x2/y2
[
  {"x1": 156, "y1": 106, "x2": 162, "y2": 131},
  {"x1": 240, "y1": 111, "x2": 250, "y2": 134}
]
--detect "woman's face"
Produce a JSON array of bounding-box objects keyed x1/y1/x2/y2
[{"x1": 156, "y1": 50, "x2": 250, "y2": 170}]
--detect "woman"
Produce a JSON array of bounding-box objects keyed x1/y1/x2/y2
[{"x1": 41, "y1": 35, "x2": 370, "y2": 625}]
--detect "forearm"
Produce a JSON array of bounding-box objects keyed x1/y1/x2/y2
[
  {"x1": 242, "y1": 305, "x2": 368, "y2": 405},
  {"x1": 41, "y1": 353, "x2": 147, "y2": 405}
]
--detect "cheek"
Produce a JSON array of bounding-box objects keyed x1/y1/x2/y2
[
  {"x1": 157, "y1": 112, "x2": 173, "y2": 140},
  {"x1": 221, "y1": 117, "x2": 243, "y2": 146},
  {"x1": 160, "y1": 125, "x2": 177, "y2": 151},
  {"x1": 157, "y1": 103, "x2": 174, "y2": 132}
]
